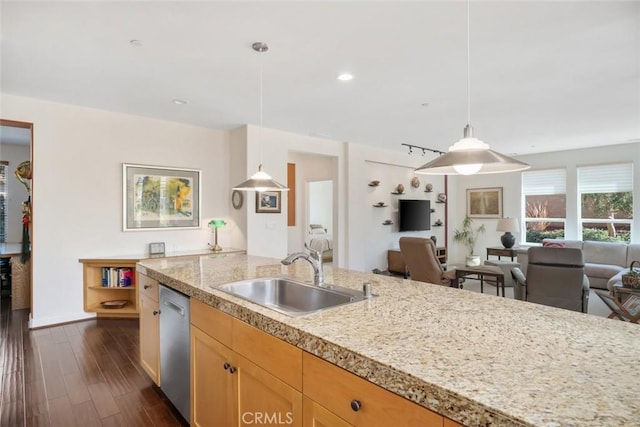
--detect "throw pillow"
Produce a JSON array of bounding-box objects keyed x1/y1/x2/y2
[{"x1": 542, "y1": 240, "x2": 566, "y2": 248}]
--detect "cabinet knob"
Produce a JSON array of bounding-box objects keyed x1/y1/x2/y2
[
  {"x1": 229, "y1": 366, "x2": 237, "y2": 374},
  {"x1": 223, "y1": 362, "x2": 231, "y2": 370},
  {"x1": 144, "y1": 285, "x2": 151, "y2": 289},
  {"x1": 350, "y1": 400, "x2": 362, "y2": 412},
  {"x1": 152, "y1": 310, "x2": 159, "y2": 316}
]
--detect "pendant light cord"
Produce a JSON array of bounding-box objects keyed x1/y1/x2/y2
[
  {"x1": 466, "y1": 0, "x2": 471, "y2": 126},
  {"x1": 259, "y1": 48, "x2": 264, "y2": 167}
]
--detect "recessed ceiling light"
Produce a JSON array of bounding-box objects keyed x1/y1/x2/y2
[
  {"x1": 337, "y1": 73, "x2": 353, "y2": 81},
  {"x1": 172, "y1": 99, "x2": 187, "y2": 105},
  {"x1": 129, "y1": 40, "x2": 143, "y2": 47}
]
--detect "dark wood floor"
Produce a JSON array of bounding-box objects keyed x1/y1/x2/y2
[{"x1": 0, "y1": 297, "x2": 188, "y2": 427}]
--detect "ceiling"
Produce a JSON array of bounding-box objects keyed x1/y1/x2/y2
[{"x1": 1, "y1": 1, "x2": 639, "y2": 156}]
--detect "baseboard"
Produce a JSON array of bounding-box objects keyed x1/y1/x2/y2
[{"x1": 28, "y1": 311, "x2": 96, "y2": 329}]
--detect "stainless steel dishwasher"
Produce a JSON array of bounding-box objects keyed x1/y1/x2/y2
[{"x1": 159, "y1": 285, "x2": 190, "y2": 423}]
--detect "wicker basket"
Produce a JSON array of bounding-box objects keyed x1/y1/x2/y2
[{"x1": 621, "y1": 260, "x2": 640, "y2": 288}]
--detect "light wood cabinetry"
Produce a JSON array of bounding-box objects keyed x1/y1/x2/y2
[
  {"x1": 188, "y1": 299, "x2": 460, "y2": 427},
  {"x1": 444, "y1": 418, "x2": 464, "y2": 427},
  {"x1": 190, "y1": 300, "x2": 303, "y2": 427},
  {"x1": 303, "y1": 397, "x2": 353, "y2": 427},
  {"x1": 303, "y1": 352, "x2": 443, "y2": 427},
  {"x1": 138, "y1": 272, "x2": 160, "y2": 385},
  {"x1": 80, "y1": 258, "x2": 139, "y2": 317}
]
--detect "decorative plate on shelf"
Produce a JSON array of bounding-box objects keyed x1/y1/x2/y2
[{"x1": 101, "y1": 300, "x2": 128, "y2": 309}]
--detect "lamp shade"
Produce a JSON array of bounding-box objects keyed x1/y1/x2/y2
[
  {"x1": 209, "y1": 219, "x2": 227, "y2": 228},
  {"x1": 496, "y1": 218, "x2": 519, "y2": 233}
]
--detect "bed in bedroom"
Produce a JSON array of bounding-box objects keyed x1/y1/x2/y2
[{"x1": 308, "y1": 224, "x2": 333, "y2": 262}]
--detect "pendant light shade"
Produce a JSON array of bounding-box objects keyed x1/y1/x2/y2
[
  {"x1": 415, "y1": 125, "x2": 530, "y2": 175},
  {"x1": 232, "y1": 42, "x2": 289, "y2": 192},
  {"x1": 415, "y1": 1, "x2": 529, "y2": 176},
  {"x1": 232, "y1": 164, "x2": 288, "y2": 192}
]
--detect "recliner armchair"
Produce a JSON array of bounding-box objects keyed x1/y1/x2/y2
[
  {"x1": 511, "y1": 247, "x2": 589, "y2": 313},
  {"x1": 399, "y1": 237, "x2": 456, "y2": 286}
]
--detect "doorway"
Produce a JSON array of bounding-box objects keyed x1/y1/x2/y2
[
  {"x1": 0, "y1": 119, "x2": 33, "y2": 313},
  {"x1": 307, "y1": 180, "x2": 334, "y2": 264}
]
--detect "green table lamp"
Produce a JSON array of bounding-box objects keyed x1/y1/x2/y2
[{"x1": 208, "y1": 219, "x2": 226, "y2": 252}]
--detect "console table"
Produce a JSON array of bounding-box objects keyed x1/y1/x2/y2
[{"x1": 486, "y1": 246, "x2": 518, "y2": 261}]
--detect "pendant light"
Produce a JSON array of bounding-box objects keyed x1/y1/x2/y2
[
  {"x1": 232, "y1": 42, "x2": 289, "y2": 191},
  {"x1": 415, "y1": 1, "x2": 529, "y2": 175}
]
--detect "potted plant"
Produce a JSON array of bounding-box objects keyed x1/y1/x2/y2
[{"x1": 453, "y1": 215, "x2": 486, "y2": 266}]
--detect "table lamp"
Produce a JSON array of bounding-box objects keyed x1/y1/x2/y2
[
  {"x1": 208, "y1": 219, "x2": 226, "y2": 252},
  {"x1": 496, "y1": 218, "x2": 519, "y2": 249}
]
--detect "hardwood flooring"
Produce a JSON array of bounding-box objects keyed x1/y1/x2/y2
[{"x1": 0, "y1": 298, "x2": 188, "y2": 427}]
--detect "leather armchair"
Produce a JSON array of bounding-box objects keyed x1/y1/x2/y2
[
  {"x1": 399, "y1": 237, "x2": 456, "y2": 286},
  {"x1": 511, "y1": 247, "x2": 590, "y2": 313}
]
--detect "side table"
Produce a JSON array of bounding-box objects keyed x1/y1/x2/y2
[
  {"x1": 486, "y1": 246, "x2": 518, "y2": 261},
  {"x1": 452, "y1": 265, "x2": 506, "y2": 297},
  {"x1": 595, "y1": 289, "x2": 640, "y2": 323}
]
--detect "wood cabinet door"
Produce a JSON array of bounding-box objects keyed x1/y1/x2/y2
[
  {"x1": 139, "y1": 294, "x2": 160, "y2": 385},
  {"x1": 303, "y1": 396, "x2": 353, "y2": 427},
  {"x1": 191, "y1": 326, "x2": 238, "y2": 427},
  {"x1": 236, "y1": 353, "x2": 303, "y2": 427},
  {"x1": 303, "y1": 353, "x2": 443, "y2": 427}
]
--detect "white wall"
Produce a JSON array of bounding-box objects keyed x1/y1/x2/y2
[
  {"x1": 0, "y1": 143, "x2": 30, "y2": 242},
  {"x1": 449, "y1": 142, "x2": 640, "y2": 264},
  {"x1": 2, "y1": 94, "x2": 230, "y2": 327},
  {"x1": 309, "y1": 181, "x2": 333, "y2": 233},
  {"x1": 346, "y1": 143, "x2": 447, "y2": 272},
  {"x1": 244, "y1": 125, "x2": 346, "y2": 264},
  {"x1": 229, "y1": 127, "x2": 248, "y2": 251}
]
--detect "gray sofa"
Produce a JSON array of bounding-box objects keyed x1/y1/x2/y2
[{"x1": 516, "y1": 239, "x2": 640, "y2": 290}]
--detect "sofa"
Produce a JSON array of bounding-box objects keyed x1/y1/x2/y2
[{"x1": 515, "y1": 239, "x2": 640, "y2": 290}]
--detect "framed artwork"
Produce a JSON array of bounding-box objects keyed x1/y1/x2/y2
[
  {"x1": 256, "y1": 191, "x2": 281, "y2": 213},
  {"x1": 123, "y1": 163, "x2": 201, "y2": 231},
  {"x1": 466, "y1": 187, "x2": 503, "y2": 218}
]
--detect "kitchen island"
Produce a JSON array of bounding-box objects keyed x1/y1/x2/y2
[{"x1": 138, "y1": 252, "x2": 640, "y2": 427}]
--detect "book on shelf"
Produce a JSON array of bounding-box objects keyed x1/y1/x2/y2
[{"x1": 101, "y1": 267, "x2": 135, "y2": 288}]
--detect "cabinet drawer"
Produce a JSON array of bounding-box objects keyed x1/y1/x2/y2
[
  {"x1": 303, "y1": 353, "x2": 443, "y2": 427},
  {"x1": 233, "y1": 318, "x2": 302, "y2": 391},
  {"x1": 190, "y1": 299, "x2": 233, "y2": 348},
  {"x1": 138, "y1": 273, "x2": 159, "y2": 302}
]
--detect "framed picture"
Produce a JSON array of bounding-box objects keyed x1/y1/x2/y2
[
  {"x1": 123, "y1": 163, "x2": 201, "y2": 231},
  {"x1": 256, "y1": 191, "x2": 281, "y2": 213},
  {"x1": 467, "y1": 187, "x2": 503, "y2": 218}
]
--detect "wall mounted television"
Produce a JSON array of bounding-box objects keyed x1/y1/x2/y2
[{"x1": 398, "y1": 199, "x2": 431, "y2": 232}]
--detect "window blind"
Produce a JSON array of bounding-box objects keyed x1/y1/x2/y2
[
  {"x1": 578, "y1": 163, "x2": 633, "y2": 193},
  {"x1": 522, "y1": 169, "x2": 566, "y2": 195}
]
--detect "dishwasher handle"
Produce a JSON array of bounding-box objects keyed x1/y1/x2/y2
[{"x1": 163, "y1": 298, "x2": 186, "y2": 316}]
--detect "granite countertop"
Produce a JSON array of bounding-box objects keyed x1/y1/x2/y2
[{"x1": 138, "y1": 253, "x2": 640, "y2": 427}]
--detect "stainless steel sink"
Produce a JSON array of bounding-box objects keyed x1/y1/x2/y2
[{"x1": 215, "y1": 277, "x2": 370, "y2": 316}]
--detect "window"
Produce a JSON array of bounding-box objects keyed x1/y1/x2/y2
[
  {"x1": 522, "y1": 169, "x2": 566, "y2": 243},
  {"x1": 578, "y1": 163, "x2": 633, "y2": 242},
  {"x1": 0, "y1": 162, "x2": 7, "y2": 243}
]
